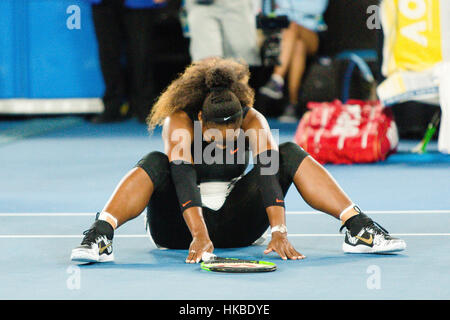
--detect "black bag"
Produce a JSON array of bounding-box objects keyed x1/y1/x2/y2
[
  {"x1": 296, "y1": 56, "x2": 340, "y2": 115},
  {"x1": 253, "y1": 57, "x2": 340, "y2": 118}
]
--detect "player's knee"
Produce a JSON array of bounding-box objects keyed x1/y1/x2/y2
[
  {"x1": 279, "y1": 142, "x2": 309, "y2": 171},
  {"x1": 279, "y1": 142, "x2": 307, "y2": 156},
  {"x1": 136, "y1": 151, "x2": 170, "y2": 187},
  {"x1": 139, "y1": 151, "x2": 169, "y2": 168}
]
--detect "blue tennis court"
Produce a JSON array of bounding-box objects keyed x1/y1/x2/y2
[{"x1": 1, "y1": 117, "x2": 449, "y2": 300}]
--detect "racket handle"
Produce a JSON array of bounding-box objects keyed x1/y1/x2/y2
[
  {"x1": 201, "y1": 252, "x2": 216, "y2": 262},
  {"x1": 420, "y1": 126, "x2": 437, "y2": 153},
  {"x1": 412, "y1": 110, "x2": 441, "y2": 154},
  {"x1": 420, "y1": 110, "x2": 441, "y2": 153}
]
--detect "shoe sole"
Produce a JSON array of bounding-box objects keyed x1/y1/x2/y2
[
  {"x1": 71, "y1": 249, "x2": 114, "y2": 263},
  {"x1": 278, "y1": 115, "x2": 298, "y2": 123},
  {"x1": 342, "y1": 242, "x2": 406, "y2": 254},
  {"x1": 259, "y1": 87, "x2": 283, "y2": 100}
]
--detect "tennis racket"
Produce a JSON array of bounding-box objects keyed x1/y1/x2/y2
[
  {"x1": 200, "y1": 252, "x2": 277, "y2": 273},
  {"x1": 412, "y1": 109, "x2": 441, "y2": 154}
]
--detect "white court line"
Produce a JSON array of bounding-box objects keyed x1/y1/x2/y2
[
  {"x1": 1, "y1": 210, "x2": 450, "y2": 217},
  {"x1": 0, "y1": 235, "x2": 145, "y2": 239},
  {"x1": 291, "y1": 233, "x2": 450, "y2": 237},
  {"x1": 0, "y1": 213, "x2": 96, "y2": 217},
  {"x1": 0, "y1": 233, "x2": 449, "y2": 239},
  {"x1": 288, "y1": 210, "x2": 450, "y2": 215}
]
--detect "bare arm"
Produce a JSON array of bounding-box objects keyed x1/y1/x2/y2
[
  {"x1": 162, "y1": 112, "x2": 213, "y2": 263},
  {"x1": 241, "y1": 108, "x2": 278, "y2": 155},
  {"x1": 242, "y1": 109, "x2": 303, "y2": 260},
  {"x1": 242, "y1": 108, "x2": 284, "y2": 229}
]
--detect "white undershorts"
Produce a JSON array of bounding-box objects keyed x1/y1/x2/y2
[{"x1": 198, "y1": 176, "x2": 242, "y2": 211}]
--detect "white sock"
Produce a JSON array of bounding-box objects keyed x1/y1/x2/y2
[
  {"x1": 339, "y1": 203, "x2": 357, "y2": 221},
  {"x1": 98, "y1": 211, "x2": 118, "y2": 229},
  {"x1": 271, "y1": 74, "x2": 284, "y2": 86}
]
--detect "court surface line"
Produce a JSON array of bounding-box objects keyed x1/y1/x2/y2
[
  {"x1": 0, "y1": 233, "x2": 449, "y2": 239},
  {"x1": 1, "y1": 210, "x2": 450, "y2": 217},
  {"x1": 0, "y1": 117, "x2": 83, "y2": 146}
]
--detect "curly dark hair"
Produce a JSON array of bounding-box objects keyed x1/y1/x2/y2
[{"x1": 147, "y1": 57, "x2": 254, "y2": 130}]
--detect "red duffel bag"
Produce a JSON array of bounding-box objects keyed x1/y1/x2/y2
[{"x1": 294, "y1": 99, "x2": 398, "y2": 164}]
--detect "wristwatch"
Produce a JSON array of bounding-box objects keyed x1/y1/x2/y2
[{"x1": 271, "y1": 224, "x2": 288, "y2": 234}]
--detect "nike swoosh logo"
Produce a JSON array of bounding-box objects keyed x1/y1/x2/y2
[
  {"x1": 223, "y1": 116, "x2": 231, "y2": 121},
  {"x1": 230, "y1": 148, "x2": 239, "y2": 154},
  {"x1": 355, "y1": 234, "x2": 373, "y2": 245},
  {"x1": 182, "y1": 200, "x2": 192, "y2": 207},
  {"x1": 98, "y1": 242, "x2": 112, "y2": 254},
  {"x1": 275, "y1": 198, "x2": 284, "y2": 203}
]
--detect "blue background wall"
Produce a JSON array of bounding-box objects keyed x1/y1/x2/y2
[{"x1": 0, "y1": 0, "x2": 104, "y2": 99}]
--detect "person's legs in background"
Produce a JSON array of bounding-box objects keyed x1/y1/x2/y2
[
  {"x1": 185, "y1": 0, "x2": 223, "y2": 61},
  {"x1": 123, "y1": 8, "x2": 159, "y2": 123},
  {"x1": 259, "y1": 22, "x2": 297, "y2": 101},
  {"x1": 279, "y1": 24, "x2": 319, "y2": 122},
  {"x1": 219, "y1": 0, "x2": 260, "y2": 67},
  {"x1": 260, "y1": 22, "x2": 319, "y2": 123},
  {"x1": 91, "y1": 0, "x2": 128, "y2": 123}
]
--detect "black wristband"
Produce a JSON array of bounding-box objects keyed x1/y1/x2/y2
[
  {"x1": 254, "y1": 149, "x2": 285, "y2": 208},
  {"x1": 170, "y1": 161, "x2": 203, "y2": 212}
]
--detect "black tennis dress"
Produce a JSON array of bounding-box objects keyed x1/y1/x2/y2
[{"x1": 136, "y1": 107, "x2": 309, "y2": 248}]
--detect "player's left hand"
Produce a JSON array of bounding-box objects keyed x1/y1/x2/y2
[{"x1": 264, "y1": 232, "x2": 305, "y2": 260}]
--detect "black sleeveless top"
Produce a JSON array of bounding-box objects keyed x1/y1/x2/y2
[{"x1": 185, "y1": 107, "x2": 251, "y2": 183}]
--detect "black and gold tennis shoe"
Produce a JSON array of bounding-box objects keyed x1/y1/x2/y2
[
  {"x1": 71, "y1": 220, "x2": 114, "y2": 263},
  {"x1": 340, "y1": 213, "x2": 406, "y2": 253}
]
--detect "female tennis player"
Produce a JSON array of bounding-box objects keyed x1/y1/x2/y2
[{"x1": 71, "y1": 58, "x2": 406, "y2": 264}]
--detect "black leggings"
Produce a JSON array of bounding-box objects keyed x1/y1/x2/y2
[{"x1": 136, "y1": 142, "x2": 309, "y2": 249}]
